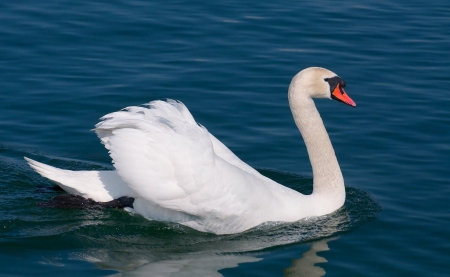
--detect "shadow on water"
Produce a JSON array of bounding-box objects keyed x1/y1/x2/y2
[{"x1": 0, "y1": 153, "x2": 380, "y2": 276}]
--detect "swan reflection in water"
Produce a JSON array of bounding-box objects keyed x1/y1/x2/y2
[
  {"x1": 76, "y1": 191, "x2": 375, "y2": 276},
  {"x1": 284, "y1": 237, "x2": 338, "y2": 277},
  {"x1": 79, "y1": 237, "x2": 337, "y2": 277}
]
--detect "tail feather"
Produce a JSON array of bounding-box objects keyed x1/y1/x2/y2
[
  {"x1": 25, "y1": 157, "x2": 134, "y2": 202},
  {"x1": 25, "y1": 157, "x2": 66, "y2": 186}
]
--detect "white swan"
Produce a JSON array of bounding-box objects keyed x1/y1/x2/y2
[{"x1": 26, "y1": 67, "x2": 356, "y2": 235}]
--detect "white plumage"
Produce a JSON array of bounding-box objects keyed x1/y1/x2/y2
[{"x1": 26, "y1": 67, "x2": 355, "y2": 234}]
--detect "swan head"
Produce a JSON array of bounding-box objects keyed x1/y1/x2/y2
[{"x1": 289, "y1": 67, "x2": 356, "y2": 107}]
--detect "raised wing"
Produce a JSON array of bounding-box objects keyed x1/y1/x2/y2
[{"x1": 95, "y1": 100, "x2": 300, "y2": 233}]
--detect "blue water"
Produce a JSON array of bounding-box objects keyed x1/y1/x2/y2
[{"x1": 1, "y1": 1, "x2": 449, "y2": 276}]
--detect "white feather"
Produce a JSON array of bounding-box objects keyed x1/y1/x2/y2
[{"x1": 25, "y1": 157, "x2": 134, "y2": 202}]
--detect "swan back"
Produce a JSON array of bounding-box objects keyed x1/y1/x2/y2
[{"x1": 95, "y1": 100, "x2": 310, "y2": 234}]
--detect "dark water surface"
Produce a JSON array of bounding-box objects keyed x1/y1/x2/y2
[{"x1": 1, "y1": 1, "x2": 449, "y2": 276}]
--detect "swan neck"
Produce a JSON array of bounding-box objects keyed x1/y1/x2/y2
[{"x1": 288, "y1": 90, "x2": 345, "y2": 200}]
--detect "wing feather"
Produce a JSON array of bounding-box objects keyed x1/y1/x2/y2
[{"x1": 95, "y1": 100, "x2": 298, "y2": 233}]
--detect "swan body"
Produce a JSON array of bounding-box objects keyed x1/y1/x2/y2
[{"x1": 26, "y1": 67, "x2": 356, "y2": 235}]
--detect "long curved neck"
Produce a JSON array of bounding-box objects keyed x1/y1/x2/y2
[{"x1": 288, "y1": 89, "x2": 345, "y2": 204}]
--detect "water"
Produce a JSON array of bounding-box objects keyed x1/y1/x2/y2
[{"x1": 0, "y1": 0, "x2": 448, "y2": 276}]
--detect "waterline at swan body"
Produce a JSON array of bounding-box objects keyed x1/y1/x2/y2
[{"x1": 26, "y1": 67, "x2": 356, "y2": 235}]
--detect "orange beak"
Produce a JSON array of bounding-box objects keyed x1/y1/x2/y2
[{"x1": 332, "y1": 84, "x2": 356, "y2": 107}]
